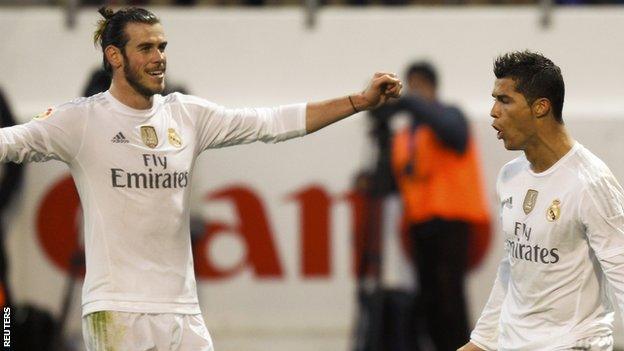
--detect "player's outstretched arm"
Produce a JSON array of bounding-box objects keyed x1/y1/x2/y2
[
  {"x1": 457, "y1": 341, "x2": 485, "y2": 351},
  {"x1": 305, "y1": 72, "x2": 402, "y2": 134},
  {"x1": 0, "y1": 105, "x2": 83, "y2": 164}
]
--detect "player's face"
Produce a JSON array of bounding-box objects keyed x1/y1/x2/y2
[
  {"x1": 490, "y1": 78, "x2": 537, "y2": 151},
  {"x1": 121, "y1": 22, "x2": 167, "y2": 98}
]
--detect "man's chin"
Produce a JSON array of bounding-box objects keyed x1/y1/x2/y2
[
  {"x1": 142, "y1": 86, "x2": 165, "y2": 98},
  {"x1": 152, "y1": 83, "x2": 165, "y2": 95},
  {"x1": 502, "y1": 140, "x2": 517, "y2": 150}
]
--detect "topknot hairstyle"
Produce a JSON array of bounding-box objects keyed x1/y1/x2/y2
[{"x1": 93, "y1": 7, "x2": 160, "y2": 74}]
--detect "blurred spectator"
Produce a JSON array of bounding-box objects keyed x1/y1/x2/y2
[
  {"x1": 0, "y1": 87, "x2": 24, "y2": 308},
  {"x1": 83, "y1": 68, "x2": 111, "y2": 96},
  {"x1": 388, "y1": 62, "x2": 490, "y2": 350},
  {"x1": 0, "y1": 89, "x2": 56, "y2": 351}
]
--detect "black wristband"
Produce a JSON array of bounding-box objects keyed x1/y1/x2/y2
[{"x1": 348, "y1": 96, "x2": 359, "y2": 113}]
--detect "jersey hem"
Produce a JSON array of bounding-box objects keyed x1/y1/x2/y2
[
  {"x1": 82, "y1": 299, "x2": 201, "y2": 317},
  {"x1": 470, "y1": 336, "x2": 496, "y2": 351}
]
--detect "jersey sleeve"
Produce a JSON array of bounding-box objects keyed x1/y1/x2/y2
[
  {"x1": 182, "y1": 95, "x2": 307, "y2": 152},
  {"x1": 470, "y1": 167, "x2": 508, "y2": 350},
  {"x1": 470, "y1": 256, "x2": 508, "y2": 351},
  {"x1": 0, "y1": 103, "x2": 86, "y2": 164},
  {"x1": 580, "y1": 171, "x2": 624, "y2": 319}
]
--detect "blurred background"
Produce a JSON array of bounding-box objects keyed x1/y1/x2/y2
[{"x1": 1, "y1": 1, "x2": 624, "y2": 351}]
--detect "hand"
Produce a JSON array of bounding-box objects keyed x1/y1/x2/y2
[
  {"x1": 457, "y1": 341, "x2": 485, "y2": 351},
  {"x1": 356, "y1": 72, "x2": 403, "y2": 111}
]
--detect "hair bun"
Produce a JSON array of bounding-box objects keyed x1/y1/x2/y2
[{"x1": 98, "y1": 7, "x2": 115, "y2": 20}]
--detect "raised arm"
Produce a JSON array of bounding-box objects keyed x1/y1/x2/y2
[
  {"x1": 191, "y1": 72, "x2": 401, "y2": 152},
  {"x1": 305, "y1": 72, "x2": 402, "y2": 134},
  {"x1": 0, "y1": 103, "x2": 84, "y2": 165}
]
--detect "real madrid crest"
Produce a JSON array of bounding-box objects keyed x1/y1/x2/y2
[
  {"x1": 168, "y1": 128, "x2": 182, "y2": 148},
  {"x1": 547, "y1": 199, "x2": 561, "y2": 222},
  {"x1": 523, "y1": 189, "x2": 539, "y2": 214},
  {"x1": 140, "y1": 126, "x2": 158, "y2": 149}
]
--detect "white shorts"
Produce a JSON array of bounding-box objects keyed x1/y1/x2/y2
[{"x1": 82, "y1": 311, "x2": 214, "y2": 351}]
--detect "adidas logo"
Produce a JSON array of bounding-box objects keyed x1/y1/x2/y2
[
  {"x1": 502, "y1": 196, "x2": 513, "y2": 209},
  {"x1": 111, "y1": 132, "x2": 129, "y2": 144}
]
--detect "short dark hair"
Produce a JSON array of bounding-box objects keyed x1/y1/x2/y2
[
  {"x1": 405, "y1": 61, "x2": 437, "y2": 88},
  {"x1": 93, "y1": 7, "x2": 160, "y2": 75},
  {"x1": 494, "y1": 51, "x2": 565, "y2": 123}
]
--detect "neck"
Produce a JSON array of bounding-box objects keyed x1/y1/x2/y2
[
  {"x1": 109, "y1": 79, "x2": 153, "y2": 110},
  {"x1": 524, "y1": 122, "x2": 574, "y2": 173}
]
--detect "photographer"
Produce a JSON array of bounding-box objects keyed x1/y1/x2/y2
[{"x1": 387, "y1": 62, "x2": 490, "y2": 351}]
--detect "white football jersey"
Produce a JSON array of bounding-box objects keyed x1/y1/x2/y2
[
  {"x1": 471, "y1": 143, "x2": 624, "y2": 350},
  {"x1": 0, "y1": 91, "x2": 306, "y2": 316}
]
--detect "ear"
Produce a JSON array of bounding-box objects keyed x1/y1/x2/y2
[
  {"x1": 104, "y1": 45, "x2": 123, "y2": 71},
  {"x1": 532, "y1": 98, "x2": 551, "y2": 119}
]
